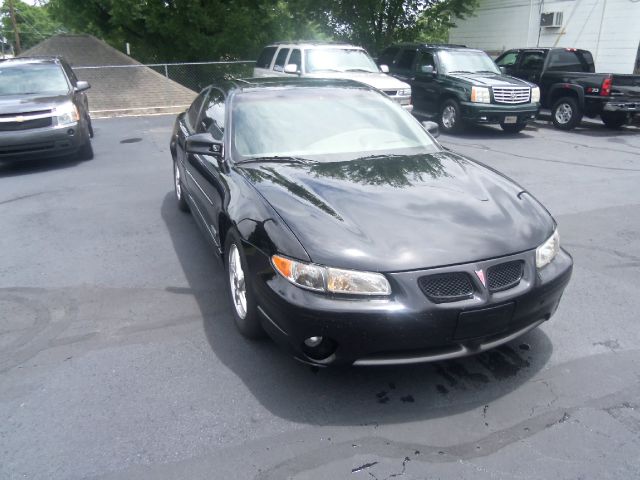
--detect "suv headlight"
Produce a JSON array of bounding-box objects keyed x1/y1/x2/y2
[
  {"x1": 531, "y1": 86, "x2": 540, "y2": 103},
  {"x1": 55, "y1": 101, "x2": 79, "y2": 126},
  {"x1": 471, "y1": 86, "x2": 491, "y2": 103},
  {"x1": 536, "y1": 229, "x2": 560, "y2": 269},
  {"x1": 398, "y1": 88, "x2": 411, "y2": 96},
  {"x1": 272, "y1": 255, "x2": 391, "y2": 295}
]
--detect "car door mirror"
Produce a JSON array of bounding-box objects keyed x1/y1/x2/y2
[
  {"x1": 379, "y1": 64, "x2": 390, "y2": 73},
  {"x1": 186, "y1": 132, "x2": 224, "y2": 158},
  {"x1": 284, "y1": 63, "x2": 300, "y2": 75},
  {"x1": 75, "y1": 81, "x2": 91, "y2": 92},
  {"x1": 499, "y1": 66, "x2": 507, "y2": 74},
  {"x1": 421, "y1": 121, "x2": 440, "y2": 138},
  {"x1": 420, "y1": 65, "x2": 435, "y2": 75}
]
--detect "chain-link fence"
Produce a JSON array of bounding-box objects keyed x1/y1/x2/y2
[{"x1": 74, "y1": 61, "x2": 255, "y2": 117}]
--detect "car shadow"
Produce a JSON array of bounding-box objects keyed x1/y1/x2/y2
[
  {"x1": 160, "y1": 192, "x2": 553, "y2": 426},
  {"x1": 0, "y1": 154, "x2": 81, "y2": 178},
  {"x1": 536, "y1": 111, "x2": 640, "y2": 137}
]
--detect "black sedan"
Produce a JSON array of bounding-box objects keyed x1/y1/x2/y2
[{"x1": 170, "y1": 78, "x2": 572, "y2": 366}]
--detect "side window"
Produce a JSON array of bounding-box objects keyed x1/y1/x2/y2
[
  {"x1": 199, "y1": 89, "x2": 225, "y2": 140},
  {"x1": 496, "y1": 51, "x2": 518, "y2": 67},
  {"x1": 396, "y1": 49, "x2": 417, "y2": 70},
  {"x1": 378, "y1": 47, "x2": 399, "y2": 66},
  {"x1": 256, "y1": 47, "x2": 277, "y2": 69},
  {"x1": 287, "y1": 49, "x2": 302, "y2": 71},
  {"x1": 415, "y1": 51, "x2": 435, "y2": 72},
  {"x1": 519, "y1": 52, "x2": 545, "y2": 70},
  {"x1": 186, "y1": 90, "x2": 208, "y2": 130},
  {"x1": 547, "y1": 50, "x2": 591, "y2": 72},
  {"x1": 273, "y1": 48, "x2": 290, "y2": 72}
]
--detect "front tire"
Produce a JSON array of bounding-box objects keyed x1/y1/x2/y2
[
  {"x1": 439, "y1": 99, "x2": 465, "y2": 134},
  {"x1": 601, "y1": 112, "x2": 627, "y2": 129},
  {"x1": 500, "y1": 122, "x2": 527, "y2": 133},
  {"x1": 224, "y1": 231, "x2": 264, "y2": 339},
  {"x1": 552, "y1": 96, "x2": 582, "y2": 130},
  {"x1": 173, "y1": 161, "x2": 189, "y2": 212},
  {"x1": 77, "y1": 139, "x2": 94, "y2": 160}
]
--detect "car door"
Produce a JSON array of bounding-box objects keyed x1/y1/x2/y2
[
  {"x1": 271, "y1": 47, "x2": 291, "y2": 77},
  {"x1": 186, "y1": 88, "x2": 228, "y2": 250},
  {"x1": 176, "y1": 89, "x2": 209, "y2": 219},
  {"x1": 392, "y1": 48, "x2": 418, "y2": 84},
  {"x1": 495, "y1": 50, "x2": 521, "y2": 77},
  {"x1": 412, "y1": 50, "x2": 439, "y2": 114},
  {"x1": 513, "y1": 50, "x2": 546, "y2": 83}
]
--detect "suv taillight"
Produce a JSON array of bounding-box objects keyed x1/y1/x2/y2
[{"x1": 600, "y1": 77, "x2": 612, "y2": 97}]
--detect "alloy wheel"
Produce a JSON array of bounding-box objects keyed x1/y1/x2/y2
[
  {"x1": 442, "y1": 105, "x2": 456, "y2": 129},
  {"x1": 228, "y1": 244, "x2": 247, "y2": 319},
  {"x1": 555, "y1": 103, "x2": 573, "y2": 125},
  {"x1": 174, "y1": 163, "x2": 182, "y2": 200}
]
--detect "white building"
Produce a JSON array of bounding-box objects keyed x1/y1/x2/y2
[{"x1": 449, "y1": 0, "x2": 640, "y2": 73}]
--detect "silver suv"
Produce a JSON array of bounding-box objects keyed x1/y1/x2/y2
[{"x1": 253, "y1": 42, "x2": 412, "y2": 110}]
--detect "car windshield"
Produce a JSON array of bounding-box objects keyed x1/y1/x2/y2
[
  {"x1": 438, "y1": 50, "x2": 500, "y2": 75},
  {"x1": 231, "y1": 87, "x2": 439, "y2": 162},
  {"x1": 0, "y1": 64, "x2": 70, "y2": 96},
  {"x1": 305, "y1": 48, "x2": 379, "y2": 73}
]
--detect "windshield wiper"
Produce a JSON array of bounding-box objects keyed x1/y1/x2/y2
[
  {"x1": 235, "y1": 156, "x2": 314, "y2": 166},
  {"x1": 448, "y1": 70, "x2": 473, "y2": 74},
  {"x1": 310, "y1": 68, "x2": 344, "y2": 73},
  {"x1": 476, "y1": 70, "x2": 499, "y2": 74},
  {"x1": 345, "y1": 68, "x2": 376, "y2": 73}
]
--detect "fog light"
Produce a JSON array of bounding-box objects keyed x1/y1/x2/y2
[
  {"x1": 67, "y1": 129, "x2": 75, "y2": 136},
  {"x1": 304, "y1": 336, "x2": 323, "y2": 348}
]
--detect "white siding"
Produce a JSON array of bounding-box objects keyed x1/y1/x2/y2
[{"x1": 449, "y1": 0, "x2": 640, "y2": 73}]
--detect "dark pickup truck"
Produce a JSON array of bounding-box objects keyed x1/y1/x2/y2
[{"x1": 496, "y1": 48, "x2": 640, "y2": 130}]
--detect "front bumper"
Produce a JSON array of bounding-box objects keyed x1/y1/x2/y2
[
  {"x1": 247, "y1": 245, "x2": 573, "y2": 366},
  {"x1": 460, "y1": 101, "x2": 540, "y2": 124},
  {"x1": 0, "y1": 122, "x2": 85, "y2": 161}
]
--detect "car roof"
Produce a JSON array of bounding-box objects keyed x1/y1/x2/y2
[
  {"x1": 266, "y1": 41, "x2": 363, "y2": 49},
  {"x1": 388, "y1": 43, "x2": 469, "y2": 50},
  {"x1": 220, "y1": 77, "x2": 374, "y2": 94},
  {"x1": 1, "y1": 56, "x2": 64, "y2": 66}
]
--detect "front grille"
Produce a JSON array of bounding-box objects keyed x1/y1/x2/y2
[
  {"x1": 0, "y1": 117, "x2": 53, "y2": 132},
  {"x1": 492, "y1": 87, "x2": 531, "y2": 104},
  {"x1": 487, "y1": 260, "x2": 524, "y2": 292},
  {"x1": 383, "y1": 90, "x2": 398, "y2": 96},
  {"x1": 418, "y1": 272, "x2": 474, "y2": 303}
]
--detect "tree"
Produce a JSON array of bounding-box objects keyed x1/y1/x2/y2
[
  {"x1": 0, "y1": 0, "x2": 66, "y2": 52},
  {"x1": 295, "y1": 0, "x2": 477, "y2": 54},
  {"x1": 47, "y1": 0, "x2": 322, "y2": 63}
]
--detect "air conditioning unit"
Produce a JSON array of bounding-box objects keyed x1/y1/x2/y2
[{"x1": 540, "y1": 12, "x2": 563, "y2": 28}]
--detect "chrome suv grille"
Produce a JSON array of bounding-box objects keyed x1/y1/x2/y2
[
  {"x1": 418, "y1": 272, "x2": 474, "y2": 303},
  {"x1": 0, "y1": 110, "x2": 53, "y2": 132},
  {"x1": 492, "y1": 87, "x2": 531, "y2": 104},
  {"x1": 487, "y1": 260, "x2": 524, "y2": 292}
]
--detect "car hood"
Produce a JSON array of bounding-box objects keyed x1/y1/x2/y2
[
  {"x1": 0, "y1": 93, "x2": 70, "y2": 114},
  {"x1": 239, "y1": 152, "x2": 554, "y2": 272},
  {"x1": 305, "y1": 71, "x2": 410, "y2": 90},
  {"x1": 448, "y1": 73, "x2": 533, "y2": 87}
]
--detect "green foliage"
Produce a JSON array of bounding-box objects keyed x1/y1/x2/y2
[
  {"x1": 0, "y1": 0, "x2": 65, "y2": 52},
  {"x1": 46, "y1": 0, "x2": 326, "y2": 63}
]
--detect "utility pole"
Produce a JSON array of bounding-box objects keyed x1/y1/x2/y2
[{"x1": 8, "y1": 0, "x2": 21, "y2": 55}]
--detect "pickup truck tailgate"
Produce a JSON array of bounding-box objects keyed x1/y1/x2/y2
[{"x1": 612, "y1": 74, "x2": 640, "y2": 99}]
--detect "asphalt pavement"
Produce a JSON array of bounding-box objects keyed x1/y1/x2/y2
[{"x1": 1, "y1": 116, "x2": 639, "y2": 479}]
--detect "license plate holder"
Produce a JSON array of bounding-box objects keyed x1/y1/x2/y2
[
  {"x1": 504, "y1": 115, "x2": 518, "y2": 124},
  {"x1": 454, "y1": 303, "x2": 515, "y2": 340}
]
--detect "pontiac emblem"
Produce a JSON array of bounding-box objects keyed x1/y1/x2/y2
[{"x1": 474, "y1": 269, "x2": 487, "y2": 287}]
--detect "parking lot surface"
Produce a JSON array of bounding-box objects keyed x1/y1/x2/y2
[{"x1": 1, "y1": 116, "x2": 639, "y2": 479}]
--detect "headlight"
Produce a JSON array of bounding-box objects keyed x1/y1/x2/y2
[
  {"x1": 55, "y1": 101, "x2": 79, "y2": 126},
  {"x1": 531, "y1": 86, "x2": 540, "y2": 103},
  {"x1": 536, "y1": 229, "x2": 560, "y2": 269},
  {"x1": 397, "y1": 88, "x2": 411, "y2": 96},
  {"x1": 471, "y1": 86, "x2": 491, "y2": 103},
  {"x1": 272, "y1": 255, "x2": 391, "y2": 295}
]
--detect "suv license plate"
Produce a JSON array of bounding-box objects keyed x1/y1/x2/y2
[{"x1": 504, "y1": 116, "x2": 517, "y2": 124}]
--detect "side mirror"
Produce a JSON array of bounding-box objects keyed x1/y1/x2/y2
[
  {"x1": 421, "y1": 120, "x2": 440, "y2": 138},
  {"x1": 186, "y1": 132, "x2": 224, "y2": 158},
  {"x1": 420, "y1": 65, "x2": 435, "y2": 75},
  {"x1": 499, "y1": 66, "x2": 507, "y2": 74},
  {"x1": 379, "y1": 64, "x2": 390, "y2": 73},
  {"x1": 284, "y1": 63, "x2": 300, "y2": 75},
  {"x1": 75, "y1": 81, "x2": 91, "y2": 92}
]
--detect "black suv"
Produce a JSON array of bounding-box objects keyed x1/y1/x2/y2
[
  {"x1": 379, "y1": 44, "x2": 540, "y2": 133},
  {"x1": 0, "y1": 56, "x2": 94, "y2": 162}
]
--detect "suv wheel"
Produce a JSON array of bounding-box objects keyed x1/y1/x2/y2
[
  {"x1": 174, "y1": 161, "x2": 189, "y2": 212},
  {"x1": 552, "y1": 96, "x2": 582, "y2": 130},
  {"x1": 77, "y1": 139, "x2": 94, "y2": 160},
  {"x1": 440, "y1": 99, "x2": 464, "y2": 133},
  {"x1": 601, "y1": 112, "x2": 627, "y2": 129}
]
